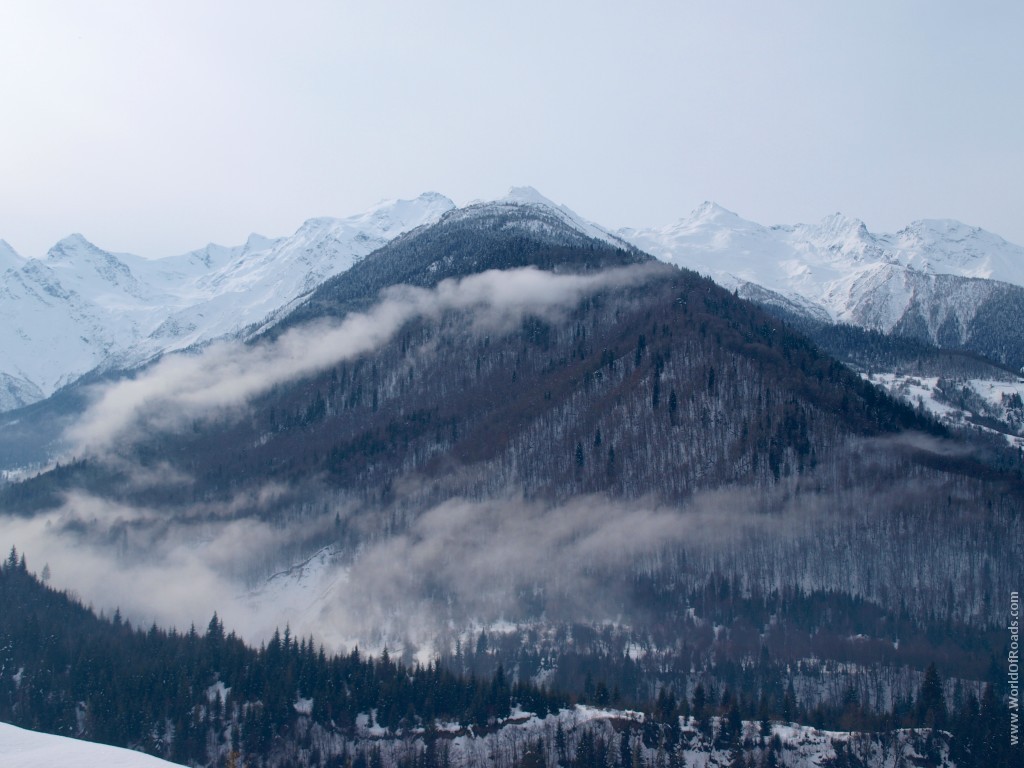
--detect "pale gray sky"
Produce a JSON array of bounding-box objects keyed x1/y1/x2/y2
[{"x1": 1, "y1": 1, "x2": 1022, "y2": 258}]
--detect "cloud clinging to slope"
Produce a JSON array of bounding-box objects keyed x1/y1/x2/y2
[{"x1": 67, "y1": 264, "x2": 663, "y2": 454}]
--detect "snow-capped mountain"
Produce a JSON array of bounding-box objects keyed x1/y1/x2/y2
[
  {"x1": 618, "y1": 204, "x2": 1024, "y2": 333},
  {"x1": 0, "y1": 193, "x2": 454, "y2": 411},
  {"x1": 1, "y1": 192, "x2": 1013, "y2": 768},
  {"x1": 0, "y1": 239, "x2": 25, "y2": 271},
  {"x1": 619, "y1": 204, "x2": 1024, "y2": 368}
]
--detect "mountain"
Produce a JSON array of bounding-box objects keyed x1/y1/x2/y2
[
  {"x1": 619, "y1": 205, "x2": 1024, "y2": 368},
  {"x1": 0, "y1": 239, "x2": 22, "y2": 271},
  {"x1": 4, "y1": 195, "x2": 1015, "y2": 640},
  {"x1": 0, "y1": 193, "x2": 454, "y2": 411},
  {"x1": 20, "y1": 191, "x2": 955, "y2": 514},
  {"x1": 284, "y1": 186, "x2": 645, "y2": 328},
  {"x1": 495, "y1": 186, "x2": 637, "y2": 249}
]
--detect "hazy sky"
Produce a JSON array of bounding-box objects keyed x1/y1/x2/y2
[{"x1": 1, "y1": 1, "x2": 1022, "y2": 259}]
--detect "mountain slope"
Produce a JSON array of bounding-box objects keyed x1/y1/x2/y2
[
  {"x1": 7, "y1": 191, "x2": 1022, "y2": 411},
  {"x1": 0, "y1": 188, "x2": 628, "y2": 469},
  {"x1": 4, "y1": 562, "x2": 986, "y2": 768},
  {"x1": 8, "y1": 203, "x2": 1010, "y2": 602}
]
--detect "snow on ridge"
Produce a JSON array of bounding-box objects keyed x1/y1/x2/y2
[
  {"x1": 688, "y1": 200, "x2": 744, "y2": 224},
  {"x1": 113, "y1": 192, "x2": 456, "y2": 369},
  {"x1": 487, "y1": 186, "x2": 634, "y2": 250},
  {"x1": 45, "y1": 232, "x2": 96, "y2": 258},
  {"x1": 891, "y1": 218, "x2": 1024, "y2": 283}
]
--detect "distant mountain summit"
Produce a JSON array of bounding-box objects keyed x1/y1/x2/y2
[
  {"x1": 619, "y1": 205, "x2": 1024, "y2": 368},
  {"x1": 891, "y1": 218, "x2": 1024, "y2": 281},
  {"x1": 0, "y1": 239, "x2": 22, "y2": 271},
  {"x1": 0, "y1": 193, "x2": 454, "y2": 411},
  {"x1": 491, "y1": 186, "x2": 636, "y2": 250},
  {"x1": 620, "y1": 204, "x2": 1024, "y2": 304}
]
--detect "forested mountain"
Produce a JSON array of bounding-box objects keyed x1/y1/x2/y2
[
  {"x1": 623, "y1": 201, "x2": 1024, "y2": 451},
  {"x1": 2, "y1": 196, "x2": 1022, "y2": 767},
  {"x1": 4, "y1": 196, "x2": 973, "y2": 508}
]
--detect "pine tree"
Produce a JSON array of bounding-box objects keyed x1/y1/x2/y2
[{"x1": 917, "y1": 663, "x2": 947, "y2": 729}]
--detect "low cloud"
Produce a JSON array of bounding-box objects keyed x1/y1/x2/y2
[
  {"x1": 0, "y1": 486, "x2": 342, "y2": 635},
  {"x1": 1, "y1": 485, "x2": 785, "y2": 654},
  {"x1": 864, "y1": 431, "x2": 976, "y2": 459},
  {"x1": 317, "y1": 487, "x2": 812, "y2": 645},
  {"x1": 5, "y1": 471, "x2": 1010, "y2": 657}
]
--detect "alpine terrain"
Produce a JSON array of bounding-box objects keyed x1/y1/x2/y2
[{"x1": 1, "y1": 190, "x2": 1021, "y2": 768}]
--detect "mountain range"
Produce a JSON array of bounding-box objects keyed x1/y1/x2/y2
[{"x1": 3, "y1": 189, "x2": 1023, "y2": 415}]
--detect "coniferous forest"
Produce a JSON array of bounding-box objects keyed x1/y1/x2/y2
[{"x1": 3, "y1": 551, "x2": 1022, "y2": 768}]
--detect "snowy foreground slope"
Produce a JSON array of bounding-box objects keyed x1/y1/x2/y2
[
  {"x1": 0, "y1": 193, "x2": 453, "y2": 411},
  {"x1": 0, "y1": 721, "x2": 184, "y2": 768}
]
